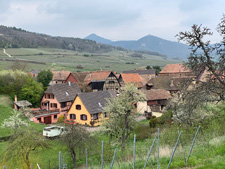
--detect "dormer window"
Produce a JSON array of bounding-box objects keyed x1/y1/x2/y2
[{"x1": 98, "y1": 102, "x2": 102, "y2": 107}]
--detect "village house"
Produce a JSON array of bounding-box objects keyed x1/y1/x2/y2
[
  {"x1": 32, "y1": 83, "x2": 81, "y2": 124},
  {"x1": 84, "y1": 71, "x2": 120, "y2": 91},
  {"x1": 123, "y1": 69, "x2": 156, "y2": 86},
  {"x1": 67, "y1": 90, "x2": 115, "y2": 126},
  {"x1": 28, "y1": 70, "x2": 41, "y2": 79},
  {"x1": 158, "y1": 63, "x2": 194, "y2": 77},
  {"x1": 65, "y1": 72, "x2": 89, "y2": 84},
  {"x1": 144, "y1": 89, "x2": 171, "y2": 112},
  {"x1": 14, "y1": 95, "x2": 32, "y2": 110},
  {"x1": 119, "y1": 73, "x2": 144, "y2": 89},
  {"x1": 49, "y1": 71, "x2": 71, "y2": 85}
]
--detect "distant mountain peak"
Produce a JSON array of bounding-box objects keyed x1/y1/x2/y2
[{"x1": 85, "y1": 34, "x2": 113, "y2": 44}]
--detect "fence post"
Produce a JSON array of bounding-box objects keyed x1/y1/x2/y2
[
  {"x1": 37, "y1": 164, "x2": 41, "y2": 169},
  {"x1": 185, "y1": 126, "x2": 200, "y2": 167},
  {"x1": 101, "y1": 141, "x2": 104, "y2": 169},
  {"x1": 167, "y1": 131, "x2": 183, "y2": 169},
  {"x1": 86, "y1": 148, "x2": 88, "y2": 169},
  {"x1": 59, "y1": 151, "x2": 61, "y2": 169},
  {"x1": 3, "y1": 166, "x2": 6, "y2": 169},
  {"x1": 157, "y1": 128, "x2": 160, "y2": 169},
  {"x1": 110, "y1": 148, "x2": 118, "y2": 169},
  {"x1": 31, "y1": 163, "x2": 33, "y2": 169},
  {"x1": 143, "y1": 138, "x2": 156, "y2": 169},
  {"x1": 133, "y1": 134, "x2": 136, "y2": 169}
]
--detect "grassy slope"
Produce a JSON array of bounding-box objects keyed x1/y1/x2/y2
[
  {"x1": 1, "y1": 95, "x2": 224, "y2": 168},
  {"x1": 0, "y1": 48, "x2": 181, "y2": 72}
]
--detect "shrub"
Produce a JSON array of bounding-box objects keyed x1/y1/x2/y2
[
  {"x1": 57, "y1": 115, "x2": 64, "y2": 123},
  {"x1": 135, "y1": 124, "x2": 152, "y2": 140},
  {"x1": 149, "y1": 118, "x2": 157, "y2": 128}
]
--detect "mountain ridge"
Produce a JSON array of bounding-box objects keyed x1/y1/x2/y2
[{"x1": 85, "y1": 34, "x2": 191, "y2": 59}]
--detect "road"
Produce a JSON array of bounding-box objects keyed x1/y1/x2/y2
[{"x1": 3, "y1": 48, "x2": 12, "y2": 58}]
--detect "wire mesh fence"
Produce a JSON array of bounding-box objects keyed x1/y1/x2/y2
[{"x1": 3, "y1": 126, "x2": 201, "y2": 169}]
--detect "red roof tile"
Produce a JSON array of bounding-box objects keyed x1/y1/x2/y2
[
  {"x1": 120, "y1": 73, "x2": 143, "y2": 88},
  {"x1": 159, "y1": 64, "x2": 192, "y2": 74},
  {"x1": 52, "y1": 71, "x2": 71, "y2": 81}
]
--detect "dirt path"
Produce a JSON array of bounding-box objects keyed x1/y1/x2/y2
[{"x1": 3, "y1": 48, "x2": 12, "y2": 58}]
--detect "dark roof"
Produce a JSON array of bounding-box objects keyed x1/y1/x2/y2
[
  {"x1": 45, "y1": 83, "x2": 81, "y2": 102},
  {"x1": 143, "y1": 89, "x2": 171, "y2": 100},
  {"x1": 31, "y1": 70, "x2": 41, "y2": 74},
  {"x1": 14, "y1": 100, "x2": 32, "y2": 107},
  {"x1": 71, "y1": 72, "x2": 89, "y2": 83},
  {"x1": 78, "y1": 90, "x2": 114, "y2": 114},
  {"x1": 122, "y1": 69, "x2": 156, "y2": 75},
  {"x1": 148, "y1": 76, "x2": 194, "y2": 91}
]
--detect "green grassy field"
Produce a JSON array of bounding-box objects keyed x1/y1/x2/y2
[
  {"x1": 0, "y1": 48, "x2": 182, "y2": 72},
  {"x1": 0, "y1": 97, "x2": 225, "y2": 168}
]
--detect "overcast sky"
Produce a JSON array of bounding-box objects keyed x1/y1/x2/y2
[{"x1": 1, "y1": 0, "x2": 224, "y2": 43}]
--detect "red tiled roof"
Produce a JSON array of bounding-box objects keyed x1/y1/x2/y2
[
  {"x1": 144, "y1": 89, "x2": 171, "y2": 100},
  {"x1": 52, "y1": 71, "x2": 71, "y2": 81},
  {"x1": 84, "y1": 71, "x2": 112, "y2": 84},
  {"x1": 120, "y1": 73, "x2": 143, "y2": 88},
  {"x1": 159, "y1": 64, "x2": 192, "y2": 74}
]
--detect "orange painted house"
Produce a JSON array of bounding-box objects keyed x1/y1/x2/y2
[{"x1": 67, "y1": 90, "x2": 115, "y2": 126}]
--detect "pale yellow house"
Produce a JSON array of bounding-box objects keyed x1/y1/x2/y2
[{"x1": 67, "y1": 90, "x2": 115, "y2": 126}]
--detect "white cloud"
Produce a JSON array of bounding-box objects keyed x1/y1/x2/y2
[{"x1": 0, "y1": 0, "x2": 224, "y2": 42}]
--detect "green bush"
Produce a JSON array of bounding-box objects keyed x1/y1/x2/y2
[
  {"x1": 135, "y1": 124, "x2": 152, "y2": 140},
  {"x1": 149, "y1": 118, "x2": 157, "y2": 128},
  {"x1": 57, "y1": 115, "x2": 64, "y2": 123}
]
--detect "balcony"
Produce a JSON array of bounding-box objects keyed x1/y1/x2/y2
[{"x1": 32, "y1": 109, "x2": 60, "y2": 117}]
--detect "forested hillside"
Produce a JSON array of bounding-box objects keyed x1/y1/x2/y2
[{"x1": 0, "y1": 26, "x2": 122, "y2": 53}]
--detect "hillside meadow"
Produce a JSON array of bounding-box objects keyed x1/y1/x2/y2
[
  {"x1": 0, "y1": 48, "x2": 181, "y2": 72},
  {"x1": 0, "y1": 94, "x2": 224, "y2": 169}
]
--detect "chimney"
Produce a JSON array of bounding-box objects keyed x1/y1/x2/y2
[
  {"x1": 170, "y1": 80, "x2": 174, "y2": 87},
  {"x1": 14, "y1": 95, "x2": 17, "y2": 102},
  {"x1": 14, "y1": 95, "x2": 18, "y2": 110}
]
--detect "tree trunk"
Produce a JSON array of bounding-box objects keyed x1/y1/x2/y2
[
  {"x1": 70, "y1": 148, "x2": 77, "y2": 168},
  {"x1": 25, "y1": 153, "x2": 30, "y2": 169},
  {"x1": 122, "y1": 114, "x2": 128, "y2": 150}
]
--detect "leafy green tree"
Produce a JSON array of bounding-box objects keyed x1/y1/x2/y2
[
  {"x1": 5, "y1": 129, "x2": 49, "y2": 169},
  {"x1": 1, "y1": 109, "x2": 29, "y2": 135},
  {"x1": 37, "y1": 70, "x2": 53, "y2": 88},
  {"x1": 146, "y1": 65, "x2": 152, "y2": 70},
  {"x1": 0, "y1": 70, "x2": 28, "y2": 99},
  {"x1": 19, "y1": 77, "x2": 44, "y2": 107},
  {"x1": 153, "y1": 65, "x2": 161, "y2": 75},
  {"x1": 102, "y1": 84, "x2": 146, "y2": 149}
]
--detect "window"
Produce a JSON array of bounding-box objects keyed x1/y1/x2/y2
[
  {"x1": 76, "y1": 105, "x2": 81, "y2": 110},
  {"x1": 109, "y1": 81, "x2": 115, "y2": 84},
  {"x1": 51, "y1": 103, "x2": 57, "y2": 108},
  {"x1": 80, "y1": 114, "x2": 87, "y2": 121},
  {"x1": 104, "y1": 112, "x2": 108, "y2": 118},
  {"x1": 54, "y1": 115, "x2": 57, "y2": 119},
  {"x1": 37, "y1": 118, "x2": 41, "y2": 122},
  {"x1": 70, "y1": 114, "x2": 76, "y2": 119},
  {"x1": 61, "y1": 102, "x2": 67, "y2": 108},
  {"x1": 93, "y1": 113, "x2": 99, "y2": 120}
]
